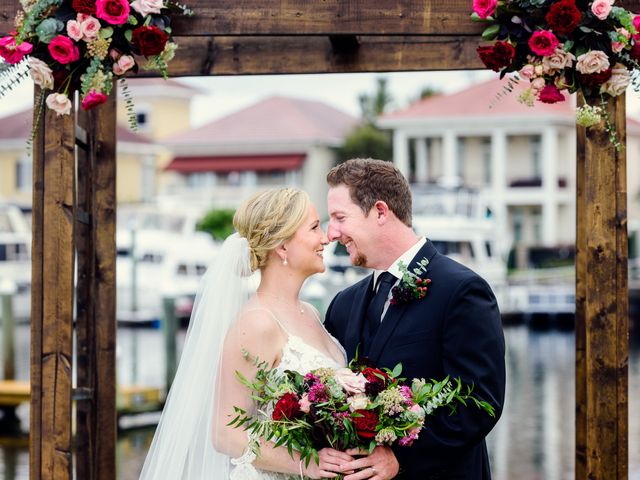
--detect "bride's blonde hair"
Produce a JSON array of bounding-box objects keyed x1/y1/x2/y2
[{"x1": 233, "y1": 187, "x2": 310, "y2": 272}]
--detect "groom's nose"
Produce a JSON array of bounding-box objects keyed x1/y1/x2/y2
[{"x1": 327, "y1": 220, "x2": 340, "y2": 242}]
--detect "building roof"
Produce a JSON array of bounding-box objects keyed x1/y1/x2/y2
[
  {"x1": 165, "y1": 95, "x2": 358, "y2": 146},
  {"x1": 381, "y1": 78, "x2": 574, "y2": 121},
  {"x1": 0, "y1": 109, "x2": 153, "y2": 144}
]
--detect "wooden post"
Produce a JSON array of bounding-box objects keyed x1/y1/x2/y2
[
  {"x1": 575, "y1": 94, "x2": 629, "y2": 479},
  {"x1": 162, "y1": 296, "x2": 177, "y2": 392},
  {"x1": 30, "y1": 89, "x2": 76, "y2": 480},
  {"x1": 75, "y1": 91, "x2": 117, "y2": 480}
]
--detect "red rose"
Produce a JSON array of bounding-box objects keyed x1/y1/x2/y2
[
  {"x1": 272, "y1": 392, "x2": 301, "y2": 421},
  {"x1": 477, "y1": 41, "x2": 515, "y2": 72},
  {"x1": 96, "y1": 0, "x2": 130, "y2": 25},
  {"x1": 132, "y1": 25, "x2": 169, "y2": 56},
  {"x1": 630, "y1": 40, "x2": 640, "y2": 61},
  {"x1": 545, "y1": 0, "x2": 582, "y2": 36},
  {"x1": 72, "y1": 0, "x2": 97, "y2": 15},
  {"x1": 576, "y1": 68, "x2": 613, "y2": 88},
  {"x1": 538, "y1": 84, "x2": 565, "y2": 104},
  {"x1": 362, "y1": 367, "x2": 389, "y2": 395},
  {"x1": 352, "y1": 409, "x2": 379, "y2": 439},
  {"x1": 81, "y1": 90, "x2": 108, "y2": 110}
]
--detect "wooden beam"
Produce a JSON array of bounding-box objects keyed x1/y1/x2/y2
[
  {"x1": 148, "y1": 35, "x2": 483, "y2": 76},
  {"x1": 575, "y1": 94, "x2": 629, "y2": 479},
  {"x1": 75, "y1": 92, "x2": 117, "y2": 480},
  {"x1": 30, "y1": 88, "x2": 75, "y2": 480},
  {"x1": 3, "y1": 0, "x2": 640, "y2": 36}
]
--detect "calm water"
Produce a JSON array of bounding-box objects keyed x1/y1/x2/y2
[{"x1": 1, "y1": 323, "x2": 640, "y2": 480}]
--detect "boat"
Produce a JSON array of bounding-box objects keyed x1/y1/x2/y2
[{"x1": 0, "y1": 204, "x2": 31, "y2": 321}]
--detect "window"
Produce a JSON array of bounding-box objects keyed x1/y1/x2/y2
[
  {"x1": 15, "y1": 156, "x2": 32, "y2": 192},
  {"x1": 482, "y1": 138, "x2": 491, "y2": 186},
  {"x1": 530, "y1": 136, "x2": 542, "y2": 178}
]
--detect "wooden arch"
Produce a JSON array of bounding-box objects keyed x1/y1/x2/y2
[{"x1": 1, "y1": 1, "x2": 637, "y2": 478}]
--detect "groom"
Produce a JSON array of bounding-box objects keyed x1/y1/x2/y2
[{"x1": 324, "y1": 159, "x2": 505, "y2": 480}]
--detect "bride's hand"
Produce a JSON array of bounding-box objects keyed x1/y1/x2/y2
[{"x1": 302, "y1": 448, "x2": 355, "y2": 478}]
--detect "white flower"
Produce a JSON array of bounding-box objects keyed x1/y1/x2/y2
[
  {"x1": 600, "y1": 64, "x2": 631, "y2": 96},
  {"x1": 346, "y1": 393, "x2": 369, "y2": 411},
  {"x1": 46, "y1": 93, "x2": 72, "y2": 116},
  {"x1": 542, "y1": 46, "x2": 575, "y2": 73},
  {"x1": 131, "y1": 0, "x2": 164, "y2": 16},
  {"x1": 29, "y1": 57, "x2": 53, "y2": 90},
  {"x1": 575, "y1": 50, "x2": 610, "y2": 74},
  {"x1": 334, "y1": 368, "x2": 367, "y2": 394}
]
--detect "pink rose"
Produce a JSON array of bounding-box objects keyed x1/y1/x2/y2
[
  {"x1": 81, "y1": 90, "x2": 109, "y2": 110},
  {"x1": 48, "y1": 36, "x2": 80, "y2": 64},
  {"x1": 531, "y1": 77, "x2": 546, "y2": 90},
  {"x1": 96, "y1": 0, "x2": 130, "y2": 25},
  {"x1": 66, "y1": 20, "x2": 83, "y2": 41},
  {"x1": 538, "y1": 84, "x2": 565, "y2": 104},
  {"x1": 519, "y1": 64, "x2": 535, "y2": 79},
  {"x1": 528, "y1": 30, "x2": 559, "y2": 57},
  {"x1": 576, "y1": 50, "x2": 610, "y2": 74},
  {"x1": 112, "y1": 54, "x2": 135, "y2": 75},
  {"x1": 0, "y1": 35, "x2": 33, "y2": 64},
  {"x1": 591, "y1": 0, "x2": 612, "y2": 20},
  {"x1": 334, "y1": 368, "x2": 367, "y2": 394},
  {"x1": 472, "y1": 0, "x2": 497, "y2": 19},
  {"x1": 600, "y1": 64, "x2": 631, "y2": 96},
  {"x1": 298, "y1": 393, "x2": 311, "y2": 414},
  {"x1": 46, "y1": 93, "x2": 72, "y2": 116},
  {"x1": 131, "y1": 0, "x2": 164, "y2": 16},
  {"x1": 80, "y1": 16, "x2": 102, "y2": 41}
]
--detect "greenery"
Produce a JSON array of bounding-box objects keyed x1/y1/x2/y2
[
  {"x1": 196, "y1": 208, "x2": 235, "y2": 241},
  {"x1": 337, "y1": 123, "x2": 392, "y2": 164}
]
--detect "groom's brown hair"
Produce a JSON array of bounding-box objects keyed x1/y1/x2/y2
[{"x1": 327, "y1": 158, "x2": 412, "y2": 227}]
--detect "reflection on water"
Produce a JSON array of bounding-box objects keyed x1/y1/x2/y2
[{"x1": 2, "y1": 324, "x2": 639, "y2": 479}]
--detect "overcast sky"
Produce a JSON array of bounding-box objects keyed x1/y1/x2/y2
[{"x1": 3, "y1": 69, "x2": 640, "y2": 125}]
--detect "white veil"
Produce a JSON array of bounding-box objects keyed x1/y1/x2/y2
[{"x1": 139, "y1": 233, "x2": 256, "y2": 479}]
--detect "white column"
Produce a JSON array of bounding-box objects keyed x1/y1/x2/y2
[
  {"x1": 541, "y1": 127, "x2": 558, "y2": 246},
  {"x1": 415, "y1": 138, "x2": 429, "y2": 183},
  {"x1": 441, "y1": 130, "x2": 458, "y2": 186},
  {"x1": 491, "y1": 129, "x2": 509, "y2": 257},
  {"x1": 393, "y1": 130, "x2": 410, "y2": 179}
]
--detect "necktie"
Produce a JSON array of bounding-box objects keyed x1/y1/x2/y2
[{"x1": 366, "y1": 272, "x2": 396, "y2": 336}]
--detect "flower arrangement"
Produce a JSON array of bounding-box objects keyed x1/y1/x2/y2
[
  {"x1": 390, "y1": 257, "x2": 431, "y2": 305},
  {"x1": 230, "y1": 354, "x2": 495, "y2": 472},
  {"x1": 0, "y1": 0, "x2": 192, "y2": 128},
  {"x1": 471, "y1": 0, "x2": 640, "y2": 149}
]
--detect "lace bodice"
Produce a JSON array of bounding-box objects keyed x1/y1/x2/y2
[{"x1": 230, "y1": 312, "x2": 346, "y2": 480}]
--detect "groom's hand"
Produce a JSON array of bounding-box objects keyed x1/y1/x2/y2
[{"x1": 341, "y1": 446, "x2": 399, "y2": 480}]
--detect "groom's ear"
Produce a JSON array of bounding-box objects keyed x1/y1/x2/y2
[{"x1": 373, "y1": 200, "x2": 390, "y2": 224}]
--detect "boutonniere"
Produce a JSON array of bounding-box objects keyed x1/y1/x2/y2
[{"x1": 390, "y1": 257, "x2": 431, "y2": 305}]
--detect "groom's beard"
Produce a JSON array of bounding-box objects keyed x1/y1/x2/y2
[{"x1": 354, "y1": 253, "x2": 367, "y2": 267}]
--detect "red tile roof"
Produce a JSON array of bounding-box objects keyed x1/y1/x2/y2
[
  {"x1": 0, "y1": 109, "x2": 153, "y2": 143},
  {"x1": 381, "y1": 78, "x2": 575, "y2": 121},
  {"x1": 165, "y1": 95, "x2": 357, "y2": 145},
  {"x1": 166, "y1": 154, "x2": 306, "y2": 173}
]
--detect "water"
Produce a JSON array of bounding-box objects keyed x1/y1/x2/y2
[{"x1": 2, "y1": 323, "x2": 640, "y2": 479}]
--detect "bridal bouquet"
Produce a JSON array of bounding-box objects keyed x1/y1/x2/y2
[
  {"x1": 471, "y1": 0, "x2": 640, "y2": 148},
  {"x1": 230, "y1": 355, "x2": 495, "y2": 470},
  {"x1": 0, "y1": 0, "x2": 192, "y2": 125}
]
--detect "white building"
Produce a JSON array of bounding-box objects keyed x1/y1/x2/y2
[{"x1": 378, "y1": 79, "x2": 640, "y2": 260}]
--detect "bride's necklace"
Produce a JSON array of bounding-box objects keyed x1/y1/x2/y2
[{"x1": 256, "y1": 290, "x2": 305, "y2": 315}]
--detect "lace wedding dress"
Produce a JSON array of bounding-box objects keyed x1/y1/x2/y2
[{"x1": 230, "y1": 310, "x2": 347, "y2": 480}]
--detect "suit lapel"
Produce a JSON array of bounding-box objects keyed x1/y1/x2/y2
[
  {"x1": 368, "y1": 240, "x2": 439, "y2": 363},
  {"x1": 345, "y1": 274, "x2": 376, "y2": 359}
]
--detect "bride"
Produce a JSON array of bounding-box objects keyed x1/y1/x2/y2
[{"x1": 139, "y1": 188, "x2": 353, "y2": 479}]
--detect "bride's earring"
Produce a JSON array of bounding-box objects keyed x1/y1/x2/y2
[{"x1": 282, "y1": 256, "x2": 288, "y2": 266}]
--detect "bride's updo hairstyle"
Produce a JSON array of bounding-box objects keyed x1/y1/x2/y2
[{"x1": 233, "y1": 188, "x2": 310, "y2": 272}]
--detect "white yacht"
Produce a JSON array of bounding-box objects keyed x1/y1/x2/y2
[{"x1": 0, "y1": 204, "x2": 31, "y2": 321}]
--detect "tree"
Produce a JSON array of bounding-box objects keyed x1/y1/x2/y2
[{"x1": 196, "y1": 208, "x2": 235, "y2": 240}]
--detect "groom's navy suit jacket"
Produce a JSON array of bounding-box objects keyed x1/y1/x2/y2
[{"x1": 325, "y1": 240, "x2": 505, "y2": 480}]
